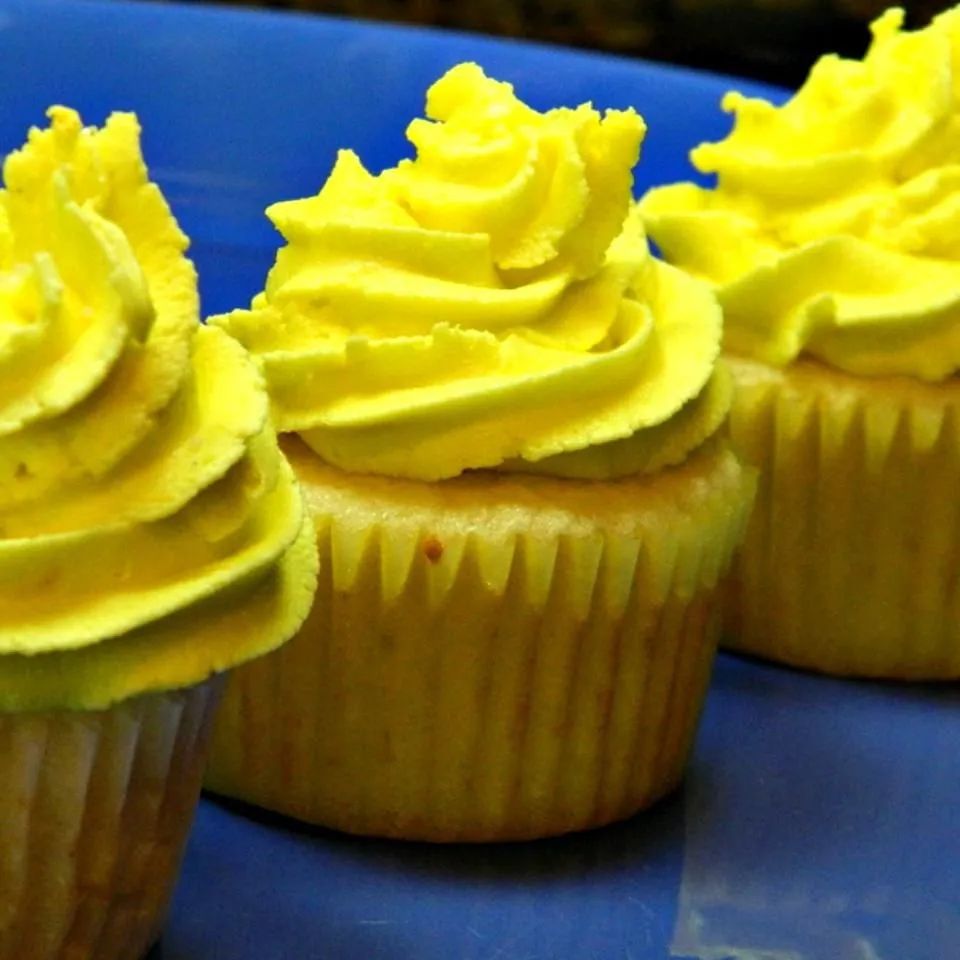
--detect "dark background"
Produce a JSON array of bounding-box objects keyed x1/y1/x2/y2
[{"x1": 159, "y1": 0, "x2": 953, "y2": 86}]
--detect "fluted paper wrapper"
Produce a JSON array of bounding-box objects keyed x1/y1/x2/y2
[
  {"x1": 0, "y1": 678, "x2": 222, "y2": 960},
  {"x1": 206, "y1": 440, "x2": 753, "y2": 842},
  {"x1": 726, "y1": 354, "x2": 960, "y2": 679}
]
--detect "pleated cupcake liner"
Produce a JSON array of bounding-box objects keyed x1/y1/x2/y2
[
  {"x1": 725, "y1": 354, "x2": 960, "y2": 678},
  {"x1": 206, "y1": 442, "x2": 754, "y2": 842},
  {"x1": 0, "y1": 677, "x2": 222, "y2": 960}
]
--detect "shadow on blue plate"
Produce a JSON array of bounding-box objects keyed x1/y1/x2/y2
[
  {"x1": 158, "y1": 653, "x2": 960, "y2": 960},
  {"x1": 165, "y1": 783, "x2": 687, "y2": 960}
]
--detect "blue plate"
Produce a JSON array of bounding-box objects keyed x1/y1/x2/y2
[{"x1": 2, "y1": 2, "x2": 958, "y2": 958}]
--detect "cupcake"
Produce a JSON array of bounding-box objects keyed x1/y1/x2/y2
[
  {"x1": 642, "y1": 7, "x2": 960, "y2": 679},
  {"x1": 0, "y1": 108, "x2": 316, "y2": 959},
  {"x1": 208, "y1": 63, "x2": 755, "y2": 842}
]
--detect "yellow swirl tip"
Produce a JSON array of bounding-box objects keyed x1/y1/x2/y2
[
  {"x1": 0, "y1": 107, "x2": 317, "y2": 710},
  {"x1": 215, "y1": 62, "x2": 723, "y2": 481},
  {"x1": 643, "y1": 3, "x2": 960, "y2": 380}
]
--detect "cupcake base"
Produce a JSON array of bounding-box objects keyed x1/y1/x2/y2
[
  {"x1": 205, "y1": 438, "x2": 753, "y2": 842},
  {"x1": 726, "y1": 354, "x2": 960, "y2": 679},
  {"x1": 0, "y1": 678, "x2": 222, "y2": 960}
]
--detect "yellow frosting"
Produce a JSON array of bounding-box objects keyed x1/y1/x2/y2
[
  {"x1": 641, "y1": 7, "x2": 960, "y2": 381},
  {"x1": 214, "y1": 63, "x2": 727, "y2": 481},
  {"x1": 0, "y1": 107, "x2": 317, "y2": 712}
]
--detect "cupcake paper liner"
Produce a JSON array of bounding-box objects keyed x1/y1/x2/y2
[
  {"x1": 725, "y1": 354, "x2": 960, "y2": 678},
  {"x1": 206, "y1": 440, "x2": 754, "y2": 842},
  {"x1": 0, "y1": 677, "x2": 222, "y2": 960}
]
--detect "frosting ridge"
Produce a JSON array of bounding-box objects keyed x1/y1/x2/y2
[
  {"x1": 0, "y1": 107, "x2": 317, "y2": 711},
  {"x1": 642, "y1": 7, "x2": 960, "y2": 380},
  {"x1": 215, "y1": 63, "x2": 727, "y2": 480}
]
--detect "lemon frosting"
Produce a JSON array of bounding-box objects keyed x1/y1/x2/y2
[
  {"x1": 0, "y1": 107, "x2": 317, "y2": 712},
  {"x1": 641, "y1": 7, "x2": 960, "y2": 381},
  {"x1": 214, "y1": 63, "x2": 727, "y2": 481}
]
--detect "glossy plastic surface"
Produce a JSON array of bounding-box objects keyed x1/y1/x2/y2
[
  {"x1": 1, "y1": 2, "x2": 957, "y2": 957},
  {"x1": 166, "y1": 657, "x2": 960, "y2": 960}
]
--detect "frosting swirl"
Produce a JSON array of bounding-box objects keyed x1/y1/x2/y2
[
  {"x1": 0, "y1": 107, "x2": 317, "y2": 711},
  {"x1": 214, "y1": 63, "x2": 727, "y2": 481},
  {"x1": 641, "y1": 7, "x2": 960, "y2": 381}
]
